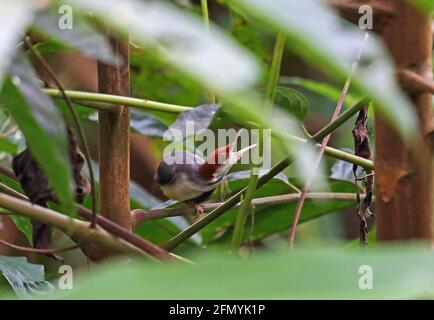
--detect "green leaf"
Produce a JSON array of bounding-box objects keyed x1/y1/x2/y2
[
  {"x1": 1, "y1": 54, "x2": 75, "y2": 213},
  {"x1": 0, "y1": 137, "x2": 18, "y2": 155},
  {"x1": 0, "y1": 256, "x2": 54, "y2": 299},
  {"x1": 8, "y1": 215, "x2": 33, "y2": 246},
  {"x1": 67, "y1": 0, "x2": 260, "y2": 92},
  {"x1": 33, "y1": 12, "x2": 118, "y2": 64},
  {"x1": 274, "y1": 87, "x2": 309, "y2": 122},
  {"x1": 44, "y1": 245, "x2": 434, "y2": 299},
  {"x1": 202, "y1": 178, "x2": 356, "y2": 245},
  {"x1": 0, "y1": 0, "x2": 34, "y2": 88},
  {"x1": 225, "y1": 0, "x2": 418, "y2": 141}
]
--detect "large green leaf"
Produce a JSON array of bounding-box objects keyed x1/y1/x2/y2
[
  {"x1": 43, "y1": 245, "x2": 434, "y2": 299},
  {"x1": 274, "y1": 87, "x2": 309, "y2": 122},
  {"x1": 1, "y1": 54, "x2": 75, "y2": 213},
  {"x1": 280, "y1": 77, "x2": 360, "y2": 108},
  {"x1": 0, "y1": 256, "x2": 54, "y2": 299},
  {"x1": 225, "y1": 0, "x2": 418, "y2": 140},
  {"x1": 0, "y1": 0, "x2": 34, "y2": 88},
  {"x1": 66, "y1": 0, "x2": 260, "y2": 92}
]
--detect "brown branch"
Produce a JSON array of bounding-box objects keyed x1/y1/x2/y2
[
  {"x1": 398, "y1": 68, "x2": 434, "y2": 95},
  {"x1": 287, "y1": 32, "x2": 369, "y2": 247},
  {"x1": 24, "y1": 37, "x2": 98, "y2": 228}
]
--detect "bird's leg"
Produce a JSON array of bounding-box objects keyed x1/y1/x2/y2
[{"x1": 194, "y1": 203, "x2": 204, "y2": 217}]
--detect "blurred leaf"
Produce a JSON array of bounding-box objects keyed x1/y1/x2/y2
[
  {"x1": 0, "y1": 256, "x2": 54, "y2": 299},
  {"x1": 1, "y1": 54, "x2": 75, "y2": 213},
  {"x1": 274, "y1": 86, "x2": 309, "y2": 122},
  {"x1": 330, "y1": 152, "x2": 363, "y2": 181},
  {"x1": 168, "y1": 104, "x2": 220, "y2": 139},
  {"x1": 0, "y1": 0, "x2": 34, "y2": 88},
  {"x1": 9, "y1": 215, "x2": 33, "y2": 246},
  {"x1": 31, "y1": 41, "x2": 71, "y2": 56},
  {"x1": 409, "y1": 0, "x2": 434, "y2": 11},
  {"x1": 67, "y1": 0, "x2": 260, "y2": 92},
  {"x1": 0, "y1": 137, "x2": 18, "y2": 155},
  {"x1": 280, "y1": 77, "x2": 360, "y2": 108},
  {"x1": 33, "y1": 12, "x2": 118, "y2": 64},
  {"x1": 225, "y1": 0, "x2": 418, "y2": 140},
  {"x1": 45, "y1": 245, "x2": 434, "y2": 299},
  {"x1": 130, "y1": 111, "x2": 168, "y2": 137},
  {"x1": 202, "y1": 178, "x2": 356, "y2": 245}
]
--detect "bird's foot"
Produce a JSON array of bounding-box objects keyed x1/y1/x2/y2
[{"x1": 194, "y1": 204, "x2": 204, "y2": 217}]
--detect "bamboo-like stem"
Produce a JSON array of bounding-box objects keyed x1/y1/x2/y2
[
  {"x1": 265, "y1": 31, "x2": 286, "y2": 110},
  {"x1": 163, "y1": 97, "x2": 369, "y2": 251},
  {"x1": 44, "y1": 89, "x2": 191, "y2": 114},
  {"x1": 98, "y1": 37, "x2": 131, "y2": 231},
  {"x1": 200, "y1": 0, "x2": 216, "y2": 103},
  {"x1": 132, "y1": 192, "x2": 363, "y2": 228},
  {"x1": 230, "y1": 173, "x2": 258, "y2": 251},
  {"x1": 230, "y1": 30, "x2": 286, "y2": 252},
  {"x1": 45, "y1": 90, "x2": 373, "y2": 168}
]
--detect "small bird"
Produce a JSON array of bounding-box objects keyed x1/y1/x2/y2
[{"x1": 155, "y1": 132, "x2": 256, "y2": 215}]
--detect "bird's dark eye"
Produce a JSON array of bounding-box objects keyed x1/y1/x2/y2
[{"x1": 155, "y1": 162, "x2": 175, "y2": 185}]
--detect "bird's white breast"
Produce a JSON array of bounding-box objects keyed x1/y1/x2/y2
[{"x1": 159, "y1": 172, "x2": 205, "y2": 201}]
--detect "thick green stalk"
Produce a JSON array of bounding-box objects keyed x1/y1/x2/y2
[
  {"x1": 43, "y1": 89, "x2": 372, "y2": 169},
  {"x1": 230, "y1": 173, "x2": 258, "y2": 251},
  {"x1": 200, "y1": 0, "x2": 216, "y2": 103},
  {"x1": 44, "y1": 88, "x2": 190, "y2": 114},
  {"x1": 164, "y1": 97, "x2": 370, "y2": 251},
  {"x1": 230, "y1": 31, "x2": 286, "y2": 251},
  {"x1": 265, "y1": 31, "x2": 286, "y2": 110}
]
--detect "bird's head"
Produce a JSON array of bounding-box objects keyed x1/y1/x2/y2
[{"x1": 198, "y1": 131, "x2": 256, "y2": 181}]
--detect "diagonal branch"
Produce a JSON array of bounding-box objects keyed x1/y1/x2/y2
[{"x1": 163, "y1": 96, "x2": 370, "y2": 251}]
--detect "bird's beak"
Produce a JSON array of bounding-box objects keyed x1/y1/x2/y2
[
  {"x1": 230, "y1": 144, "x2": 257, "y2": 164},
  {"x1": 227, "y1": 129, "x2": 257, "y2": 165}
]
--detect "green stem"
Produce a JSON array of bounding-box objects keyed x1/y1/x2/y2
[
  {"x1": 230, "y1": 172, "x2": 258, "y2": 251},
  {"x1": 265, "y1": 31, "x2": 286, "y2": 110},
  {"x1": 201, "y1": 0, "x2": 210, "y2": 29},
  {"x1": 164, "y1": 97, "x2": 370, "y2": 251},
  {"x1": 44, "y1": 88, "x2": 191, "y2": 114},
  {"x1": 230, "y1": 31, "x2": 286, "y2": 251},
  {"x1": 200, "y1": 0, "x2": 216, "y2": 103},
  {"x1": 43, "y1": 89, "x2": 372, "y2": 168}
]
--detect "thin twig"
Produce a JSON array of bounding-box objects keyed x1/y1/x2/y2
[
  {"x1": 24, "y1": 37, "x2": 98, "y2": 228},
  {"x1": 0, "y1": 238, "x2": 78, "y2": 254},
  {"x1": 132, "y1": 192, "x2": 364, "y2": 227},
  {"x1": 287, "y1": 32, "x2": 370, "y2": 247}
]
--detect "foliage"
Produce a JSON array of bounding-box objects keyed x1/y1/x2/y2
[{"x1": 0, "y1": 0, "x2": 432, "y2": 300}]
